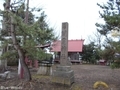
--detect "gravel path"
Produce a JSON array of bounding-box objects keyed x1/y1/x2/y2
[{"x1": 72, "y1": 65, "x2": 120, "y2": 90}]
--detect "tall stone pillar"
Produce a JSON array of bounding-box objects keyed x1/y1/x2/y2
[
  {"x1": 60, "y1": 22, "x2": 69, "y2": 65},
  {"x1": 52, "y1": 22, "x2": 74, "y2": 85}
]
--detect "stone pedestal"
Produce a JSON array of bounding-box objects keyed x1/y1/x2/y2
[
  {"x1": 37, "y1": 66, "x2": 52, "y2": 75},
  {"x1": 52, "y1": 66, "x2": 74, "y2": 85}
]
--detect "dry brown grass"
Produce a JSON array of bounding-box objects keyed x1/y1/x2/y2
[{"x1": 0, "y1": 64, "x2": 120, "y2": 90}]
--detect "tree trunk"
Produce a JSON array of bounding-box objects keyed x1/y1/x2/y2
[
  {"x1": 17, "y1": 48, "x2": 32, "y2": 81},
  {"x1": 4, "y1": 0, "x2": 31, "y2": 81},
  {"x1": 10, "y1": 16, "x2": 31, "y2": 81}
]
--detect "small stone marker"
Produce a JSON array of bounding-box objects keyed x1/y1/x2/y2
[{"x1": 52, "y1": 22, "x2": 74, "y2": 85}]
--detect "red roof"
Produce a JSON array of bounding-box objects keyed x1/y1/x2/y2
[{"x1": 51, "y1": 39, "x2": 84, "y2": 52}]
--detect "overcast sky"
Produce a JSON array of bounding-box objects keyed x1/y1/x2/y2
[
  {"x1": 30, "y1": 0, "x2": 108, "y2": 44},
  {"x1": 0, "y1": 0, "x2": 108, "y2": 44}
]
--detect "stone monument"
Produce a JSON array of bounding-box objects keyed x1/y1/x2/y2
[{"x1": 52, "y1": 22, "x2": 74, "y2": 85}]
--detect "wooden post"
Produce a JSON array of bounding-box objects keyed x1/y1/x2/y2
[
  {"x1": 18, "y1": 59, "x2": 24, "y2": 79},
  {"x1": 34, "y1": 60, "x2": 38, "y2": 68}
]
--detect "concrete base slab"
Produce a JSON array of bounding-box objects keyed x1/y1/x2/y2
[{"x1": 52, "y1": 66, "x2": 74, "y2": 85}]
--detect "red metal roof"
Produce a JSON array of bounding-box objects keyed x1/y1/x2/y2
[{"x1": 51, "y1": 39, "x2": 84, "y2": 52}]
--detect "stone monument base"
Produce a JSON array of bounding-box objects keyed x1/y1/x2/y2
[
  {"x1": 52, "y1": 65, "x2": 74, "y2": 85},
  {"x1": 37, "y1": 66, "x2": 52, "y2": 75}
]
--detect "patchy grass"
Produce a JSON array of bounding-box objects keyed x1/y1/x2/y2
[{"x1": 71, "y1": 84, "x2": 82, "y2": 90}]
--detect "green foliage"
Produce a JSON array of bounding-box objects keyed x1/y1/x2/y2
[
  {"x1": 0, "y1": 50, "x2": 17, "y2": 60},
  {"x1": 96, "y1": 0, "x2": 120, "y2": 68},
  {"x1": 0, "y1": 40, "x2": 18, "y2": 61},
  {"x1": 0, "y1": 0, "x2": 57, "y2": 62},
  {"x1": 101, "y1": 47, "x2": 115, "y2": 60},
  {"x1": 96, "y1": 1, "x2": 120, "y2": 36},
  {"x1": 82, "y1": 42, "x2": 100, "y2": 64},
  {"x1": 110, "y1": 62, "x2": 120, "y2": 69}
]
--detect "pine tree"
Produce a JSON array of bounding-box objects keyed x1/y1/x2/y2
[
  {"x1": 96, "y1": 0, "x2": 120, "y2": 68},
  {"x1": 0, "y1": 0, "x2": 57, "y2": 81}
]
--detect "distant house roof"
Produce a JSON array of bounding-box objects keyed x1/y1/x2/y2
[{"x1": 51, "y1": 39, "x2": 84, "y2": 52}]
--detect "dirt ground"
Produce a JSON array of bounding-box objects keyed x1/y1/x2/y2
[
  {"x1": 0, "y1": 64, "x2": 120, "y2": 90},
  {"x1": 72, "y1": 65, "x2": 120, "y2": 90}
]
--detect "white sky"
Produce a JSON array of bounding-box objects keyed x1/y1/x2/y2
[
  {"x1": 0, "y1": 0, "x2": 108, "y2": 44},
  {"x1": 29, "y1": 0, "x2": 108, "y2": 44}
]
